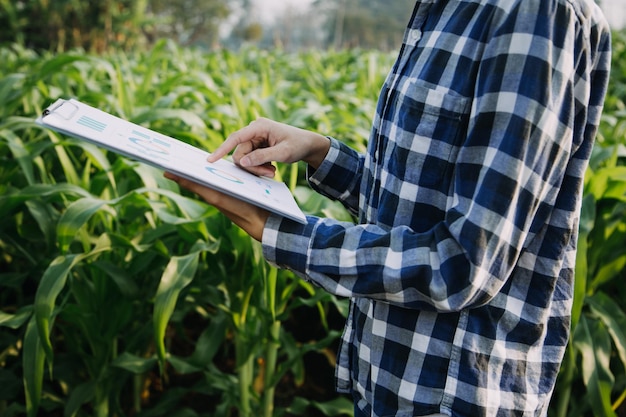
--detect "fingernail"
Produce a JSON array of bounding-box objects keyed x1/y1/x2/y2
[{"x1": 240, "y1": 156, "x2": 250, "y2": 167}]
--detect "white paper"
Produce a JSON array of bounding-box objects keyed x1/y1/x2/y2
[{"x1": 37, "y1": 98, "x2": 307, "y2": 224}]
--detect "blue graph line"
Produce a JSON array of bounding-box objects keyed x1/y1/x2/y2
[{"x1": 77, "y1": 116, "x2": 107, "y2": 132}]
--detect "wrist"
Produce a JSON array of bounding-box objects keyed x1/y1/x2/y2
[{"x1": 304, "y1": 133, "x2": 331, "y2": 170}]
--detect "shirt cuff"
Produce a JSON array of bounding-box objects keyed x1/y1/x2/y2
[
  {"x1": 306, "y1": 136, "x2": 341, "y2": 186},
  {"x1": 262, "y1": 213, "x2": 319, "y2": 278}
]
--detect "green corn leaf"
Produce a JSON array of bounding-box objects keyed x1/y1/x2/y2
[
  {"x1": 578, "y1": 183, "x2": 597, "y2": 232},
  {"x1": 111, "y1": 352, "x2": 158, "y2": 374},
  {"x1": 272, "y1": 329, "x2": 343, "y2": 388},
  {"x1": 152, "y1": 239, "x2": 219, "y2": 373},
  {"x1": 588, "y1": 292, "x2": 626, "y2": 369},
  {"x1": 135, "y1": 187, "x2": 212, "y2": 220},
  {"x1": 310, "y1": 397, "x2": 355, "y2": 416},
  {"x1": 284, "y1": 396, "x2": 310, "y2": 415},
  {"x1": 0, "y1": 306, "x2": 32, "y2": 329},
  {"x1": 132, "y1": 164, "x2": 174, "y2": 191},
  {"x1": 93, "y1": 260, "x2": 141, "y2": 298},
  {"x1": 573, "y1": 315, "x2": 616, "y2": 417},
  {"x1": 189, "y1": 313, "x2": 228, "y2": 367},
  {"x1": 153, "y1": 251, "x2": 200, "y2": 369},
  {"x1": 591, "y1": 253, "x2": 626, "y2": 291},
  {"x1": 0, "y1": 183, "x2": 91, "y2": 220},
  {"x1": 55, "y1": 189, "x2": 214, "y2": 255},
  {"x1": 34, "y1": 255, "x2": 80, "y2": 368},
  {"x1": 287, "y1": 396, "x2": 354, "y2": 417},
  {"x1": 37, "y1": 54, "x2": 89, "y2": 80},
  {"x1": 0, "y1": 128, "x2": 35, "y2": 185},
  {"x1": 113, "y1": 59, "x2": 134, "y2": 118},
  {"x1": 72, "y1": 140, "x2": 116, "y2": 188},
  {"x1": 56, "y1": 197, "x2": 109, "y2": 253},
  {"x1": 64, "y1": 381, "x2": 95, "y2": 417},
  {"x1": 603, "y1": 166, "x2": 626, "y2": 193},
  {"x1": 45, "y1": 132, "x2": 80, "y2": 186},
  {"x1": 22, "y1": 316, "x2": 46, "y2": 417},
  {"x1": 167, "y1": 355, "x2": 203, "y2": 374},
  {"x1": 0, "y1": 72, "x2": 25, "y2": 107},
  {"x1": 25, "y1": 199, "x2": 57, "y2": 248},
  {"x1": 572, "y1": 193, "x2": 594, "y2": 330},
  {"x1": 34, "y1": 236, "x2": 113, "y2": 373}
]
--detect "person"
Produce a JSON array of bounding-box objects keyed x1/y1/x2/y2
[{"x1": 164, "y1": 0, "x2": 612, "y2": 414}]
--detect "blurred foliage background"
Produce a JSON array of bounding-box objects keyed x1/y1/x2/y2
[{"x1": 0, "y1": 0, "x2": 418, "y2": 51}]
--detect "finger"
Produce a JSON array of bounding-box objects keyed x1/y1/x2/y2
[
  {"x1": 164, "y1": 171, "x2": 179, "y2": 181},
  {"x1": 164, "y1": 172, "x2": 194, "y2": 191},
  {"x1": 236, "y1": 162, "x2": 277, "y2": 178},
  {"x1": 207, "y1": 119, "x2": 270, "y2": 162},
  {"x1": 230, "y1": 140, "x2": 256, "y2": 165},
  {"x1": 206, "y1": 135, "x2": 241, "y2": 162},
  {"x1": 237, "y1": 145, "x2": 282, "y2": 168},
  {"x1": 221, "y1": 140, "x2": 277, "y2": 177}
]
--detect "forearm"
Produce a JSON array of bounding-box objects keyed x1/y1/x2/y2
[{"x1": 165, "y1": 172, "x2": 270, "y2": 241}]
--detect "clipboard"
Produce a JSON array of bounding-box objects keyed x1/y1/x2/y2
[{"x1": 37, "y1": 98, "x2": 307, "y2": 224}]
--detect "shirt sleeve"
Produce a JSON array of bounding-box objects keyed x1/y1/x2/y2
[
  {"x1": 262, "y1": 4, "x2": 611, "y2": 313},
  {"x1": 305, "y1": 136, "x2": 364, "y2": 216}
]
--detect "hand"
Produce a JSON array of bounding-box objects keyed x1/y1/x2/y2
[
  {"x1": 207, "y1": 118, "x2": 331, "y2": 177},
  {"x1": 164, "y1": 172, "x2": 270, "y2": 241}
]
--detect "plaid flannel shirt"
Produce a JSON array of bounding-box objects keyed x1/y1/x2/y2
[{"x1": 262, "y1": 0, "x2": 611, "y2": 415}]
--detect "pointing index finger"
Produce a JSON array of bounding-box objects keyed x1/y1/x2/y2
[
  {"x1": 206, "y1": 120, "x2": 268, "y2": 163},
  {"x1": 206, "y1": 135, "x2": 240, "y2": 162}
]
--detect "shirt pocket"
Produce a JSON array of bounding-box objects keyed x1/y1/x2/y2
[{"x1": 390, "y1": 83, "x2": 471, "y2": 188}]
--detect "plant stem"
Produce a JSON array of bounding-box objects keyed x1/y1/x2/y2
[
  {"x1": 94, "y1": 386, "x2": 109, "y2": 417},
  {"x1": 134, "y1": 374, "x2": 142, "y2": 413},
  {"x1": 237, "y1": 334, "x2": 254, "y2": 417},
  {"x1": 262, "y1": 320, "x2": 281, "y2": 417},
  {"x1": 613, "y1": 388, "x2": 626, "y2": 411},
  {"x1": 289, "y1": 163, "x2": 298, "y2": 192}
]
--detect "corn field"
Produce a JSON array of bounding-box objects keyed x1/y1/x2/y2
[{"x1": 0, "y1": 32, "x2": 625, "y2": 417}]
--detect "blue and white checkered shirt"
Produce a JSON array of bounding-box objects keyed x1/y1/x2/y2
[{"x1": 262, "y1": 0, "x2": 611, "y2": 415}]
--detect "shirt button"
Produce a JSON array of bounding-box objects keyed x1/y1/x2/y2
[{"x1": 409, "y1": 29, "x2": 421, "y2": 43}]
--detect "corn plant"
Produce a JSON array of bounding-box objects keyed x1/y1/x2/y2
[{"x1": 0, "y1": 41, "x2": 390, "y2": 417}]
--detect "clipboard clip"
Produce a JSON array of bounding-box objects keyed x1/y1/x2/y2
[{"x1": 42, "y1": 99, "x2": 78, "y2": 120}]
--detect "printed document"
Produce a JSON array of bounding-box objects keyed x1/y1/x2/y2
[{"x1": 37, "y1": 98, "x2": 307, "y2": 223}]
